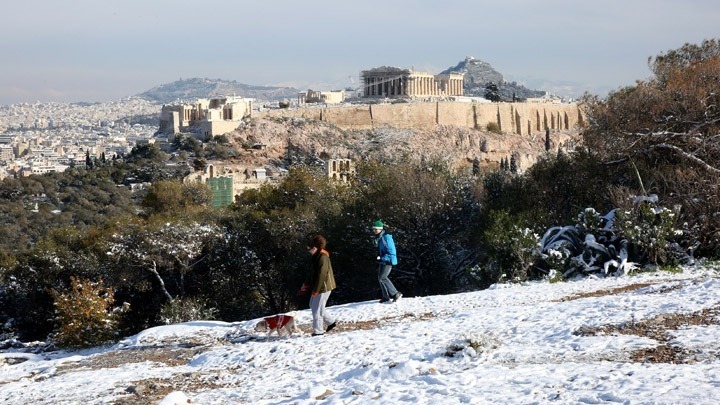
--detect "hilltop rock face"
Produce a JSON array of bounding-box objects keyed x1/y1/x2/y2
[
  {"x1": 442, "y1": 57, "x2": 545, "y2": 101},
  {"x1": 139, "y1": 78, "x2": 300, "y2": 104},
  {"x1": 223, "y1": 117, "x2": 578, "y2": 173}
]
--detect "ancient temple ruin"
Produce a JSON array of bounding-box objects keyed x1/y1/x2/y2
[
  {"x1": 159, "y1": 96, "x2": 254, "y2": 137},
  {"x1": 360, "y1": 67, "x2": 464, "y2": 99}
]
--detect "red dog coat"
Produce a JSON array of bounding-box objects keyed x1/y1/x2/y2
[{"x1": 264, "y1": 314, "x2": 293, "y2": 330}]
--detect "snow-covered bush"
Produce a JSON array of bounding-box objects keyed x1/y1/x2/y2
[
  {"x1": 538, "y1": 225, "x2": 582, "y2": 273},
  {"x1": 538, "y1": 196, "x2": 680, "y2": 280},
  {"x1": 614, "y1": 196, "x2": 677, "y2": 265},
  {"x1": 539, "y1": 208, "x2": 636, "y2": 279},
  {"x1": 50, "y1": 277, "x2": 126, "y2": 348},
  {"x1": 159, "y1": 297, "x2": 218, "y2": 325}
]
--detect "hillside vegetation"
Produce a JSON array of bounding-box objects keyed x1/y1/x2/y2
[{"x1": 1, "y1": 40, "x2": 719, "y2": 350}]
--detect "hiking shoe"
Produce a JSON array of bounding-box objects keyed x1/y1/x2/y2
[
  {"x1": 326, "y1": 322, "x2": 337, "y2": 333},
  {"x1": 311, "y1": 332, "x2": 324, "y2": 337},
  {"x1": 392, "y1": 292, "x2": 403, "y2": 302},
  {"x1": 379, "y1": 298, "x2": 391, "y2": 303}
]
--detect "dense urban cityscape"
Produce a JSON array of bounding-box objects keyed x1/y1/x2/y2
[{"x1": 0, "y1": 97, "x2": 161, "y2": 180}]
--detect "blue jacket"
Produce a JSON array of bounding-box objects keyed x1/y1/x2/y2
[{"x1": 377, "y1": 231, "x2": 398, "y2": 266}]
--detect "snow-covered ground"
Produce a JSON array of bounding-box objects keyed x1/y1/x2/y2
[{"x1": 2, "y1": 266, "x2": 720, "y2": 404}]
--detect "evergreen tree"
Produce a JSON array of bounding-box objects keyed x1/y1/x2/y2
[
  {"x1": 484, "y1": 83, "x2": 501, "y2": 102},
  {"x1": 545, "y1": 128, "x2": 551, "y2": 152}
]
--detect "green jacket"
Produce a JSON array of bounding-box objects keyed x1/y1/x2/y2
[{"x1": 308, "y1": 249, "x2": 336, "y2": 293}]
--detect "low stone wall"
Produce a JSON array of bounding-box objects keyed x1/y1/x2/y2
[{"x1": 256, "y1": 101, "x2": 583, "y2": 136}]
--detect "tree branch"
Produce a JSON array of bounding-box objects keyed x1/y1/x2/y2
[
  {"x1": 642, "y1": 143, "x2": 720, "y2": 174},
  {"x1": 147, "y1": 260, "x2": 174, "y2": 301},
  {"x1": 603, "y1": 143, "x2": 720, "y2": 174}
]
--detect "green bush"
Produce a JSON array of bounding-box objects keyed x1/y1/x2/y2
[
  {"x1": 485, "y1": 122, "x2": 501, "y2": 134},
  {"x1": 482, "y1": 210, "x2": 540, "y2": 283},
  {"x1": 614, "y1": 197, "x2": 677, "y2": 265}
]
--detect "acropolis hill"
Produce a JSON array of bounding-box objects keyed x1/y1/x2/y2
[
  {"x1": 218, "y1": 102, "x2": 582, "y2": 183},
  {"x1": 158, "y1": 68, "x2": 583, "y2": 178},
  {"x1": 158, "y1": 95, "x2": 583, "y2": 182},
  {"x1": 248, "y1": 100, "x2": 584, "y2": 173}
]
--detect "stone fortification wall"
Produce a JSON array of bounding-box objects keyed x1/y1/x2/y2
[
  {"x1": 437, "y1": 102, "x2": 475, "y2": 128},
  {"x1": 256, "y1": 101, "x2": 583, "y2": 136},
  {"x1": 322, "y1": 106, "x2": 373, "y2": 130},
  {"x1": 259, "y1": 108, "x2": 322, "y2": 121},
  {"x1": 370, "y1": 103, "x2": 437, "y2": 130}
]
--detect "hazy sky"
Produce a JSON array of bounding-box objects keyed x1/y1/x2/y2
[{"x1": 1, "y1": 0, "x2": 718, "y2": 105}]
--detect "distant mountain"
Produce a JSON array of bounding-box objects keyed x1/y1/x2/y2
[
  {"x1": 442, "y1": 57, "x2": 545, "y2": 101},
  {"x1": 138, "y1": 78, "x2": 301, "y2": 104}
]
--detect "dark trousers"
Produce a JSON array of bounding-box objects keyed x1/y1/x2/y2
[{"x1": 378, "y1": 263, "x2": 398, "y2": 300}]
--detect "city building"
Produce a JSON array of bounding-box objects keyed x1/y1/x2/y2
[
  {"x1": 184, "y1": 162, "x2": 285, "y2": 206},
  {"x1": 0, "y1": 145, "x2": 14, "y2": 162},
  {"x1": 207, "y1": 176, "x2": 234, "y2": 207}
]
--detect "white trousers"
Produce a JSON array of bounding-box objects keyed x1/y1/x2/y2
[{"x1": 309, "y1": 291, "x2": 334, "y2": 334}]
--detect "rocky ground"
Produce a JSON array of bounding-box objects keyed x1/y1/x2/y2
[{"x1": 221, "y1": 116, "x2": 580, "y2": 174}]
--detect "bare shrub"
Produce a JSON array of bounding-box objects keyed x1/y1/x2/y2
[{"x1": 51, "y1": 277, "x2": 125, "y2": 348}]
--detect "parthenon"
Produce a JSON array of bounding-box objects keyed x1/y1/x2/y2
[{"x1": 361, "y1": 67, "x2": 464, "y2": 98}]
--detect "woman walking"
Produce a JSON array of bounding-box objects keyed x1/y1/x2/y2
[
  {"x1": 300, "y1": 234, "x2": 338, "y2": 336},
  {"x1": 372, "y1": 221, "x2": 402, "y2": 303}
]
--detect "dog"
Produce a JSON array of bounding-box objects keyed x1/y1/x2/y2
[{"x1": 254, "y1": 312, "x2": 301, "y2": 337}]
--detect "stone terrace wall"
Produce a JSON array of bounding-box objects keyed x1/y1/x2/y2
[{"x1": 256, "y1": 101, "x2": 583, "y2": 135}]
